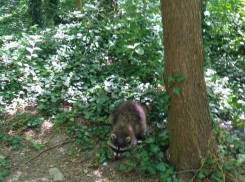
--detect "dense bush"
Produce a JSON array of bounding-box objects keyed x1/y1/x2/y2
[{"x1": 1, "y1": 0, "x2": 245, "y2": 181}]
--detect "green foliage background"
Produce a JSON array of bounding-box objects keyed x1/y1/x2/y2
[{"x1": 0, "y1": 0, "x2": 245, "y2": 181}]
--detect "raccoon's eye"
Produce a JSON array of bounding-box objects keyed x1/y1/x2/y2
[
  {"x1": 125, "y1": 136, "x2": 131, "y2": 144},
  {"x1": 110, "y1": 134, "x2": 117, "y2": 141}
]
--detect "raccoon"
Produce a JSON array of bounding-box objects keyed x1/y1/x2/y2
[{"x1": 107, "y1": 100, "x2": 147, "y2": 159}]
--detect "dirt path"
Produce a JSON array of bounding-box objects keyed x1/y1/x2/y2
[{"x1": 0, "y1": 121, "x2": 159, "y2": 182}]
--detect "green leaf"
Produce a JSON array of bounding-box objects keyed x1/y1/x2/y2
[
  {"x1": 168, "y1": 76, "x2": 175, "y2": 84},
  {"x1": 124, "y1": 45, "x2": 134, "y2": 49},
  {"x1": 156, "y1": 162, "x2": 166, "y2": 172},
  {"x1": 97, "y1": 93, "x2": 109, "y2": 104},
  {"x1": 177, "y1": 76, "x2": 185, "y2": 82},
  {"x1": 99, "y1": 155, "x2": 106, "y2": 162},
  {"x1": 241, "y1": 105, "x2": 245, "y2": 112},
  {"x1": 224, "y1": 161, "x2": 233, "y2": 170},
  {"x1": 197, "y1": 171, "x2": 205, "y2": 179},
  {"x1": 127, "y1": 5, "x2": 137, "y2": 14},
  {"x1": 173, "y1": 73, "x2": 180, "y2": 77},
  {"x1": 26, "y1": 55, "x2": 32, "y2": 60},
  {"x1": 1, "y1": 169, "x2": 9, "y2": 177},
  {"x1": 26, "y1": 135, "x2": 31, "y2": 140},
  {"x1": 160, "y1": 173, "x2": 171, "y2": 182},
  {"x1": 157, "y1": 151, "x2": 164, "y2": 159},
  {"x1": 119, "y1": 164, "x2": 127, "y2": 171},
  {"x1": 216, "y1": 172, "x2": 223, "y2": 179},
  {"x1": 150, "y1": 144, "x2": 160, "y2": 153},
  {"x1": 145, "y1": 137, "x2": 155, "y2": 144},
  {"x1": 166, "y1": 167, "x2": 174, "y2": 174},
  {"x1": 135, "y1": 47, "x2": 144, "y2": 55},
  {"x1": 130, "y1": 22, "x2": 137, "y2": 30},
  {"x1": 159, "y1": 131, "x2": 169, "y2": 137},
  {"x1": 134, "y1": 43, "x2": 140, "y2": 48},
  {"x1": 147, "y1": 166, "x2": 156, "y2": 174},
  {"x1": 33, "y1": 47, "x2": 42, "y2": 51},
  {"x1": 28, "y1": 40, "x2": 35, "y2": 46},
  {"x1": 83, "y1": 111, "x2": 91, "y2": 119},
  {"x1": 125, "y1": 151, "x2": 131, "y2": 157},
  {"x1": 173, "y1": 87, "x2": 181, "y2": 97},
  {"x1": 26, "y1": 47, "x2": 33, "y2": 53},
  {"x1": 157, "y1": 122, "x2": 164, "y2": 129}
]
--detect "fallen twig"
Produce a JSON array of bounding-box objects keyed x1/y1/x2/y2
[{"x1": 23, "y1": 139, "x2": 76, "y2": 165}]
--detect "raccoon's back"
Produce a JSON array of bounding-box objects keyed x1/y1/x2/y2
[{"x1": 109, "y1": 101, "x2": 147, "y2": 137}]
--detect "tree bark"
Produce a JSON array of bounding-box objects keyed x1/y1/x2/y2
[
  {"x1": 43, "y1": 0, "x2": 50, "y2": 23},
  {"x1": 160, "y1": 0, "x2": 217, "y2": 181},
  {"x1": 76, "y1": 0, "x2": 83, "y2": 13},
  {"x1": 29, "y1": 0, "x2": 43, "y2": 26}
]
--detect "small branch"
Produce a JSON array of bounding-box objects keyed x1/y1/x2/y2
[{"x1": 23, "y1": 139, "x2": 76, "y2": 165}]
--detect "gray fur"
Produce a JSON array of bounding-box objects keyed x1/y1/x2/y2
[{"x1": 107, "y1": 100, "x2": 147, "y2": 159}]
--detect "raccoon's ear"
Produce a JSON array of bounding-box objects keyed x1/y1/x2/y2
[
  {"x1": 125, "y1": 136, "x2": 131, "y2": 144},
  {"x1": 110, "y1": 134, "x2": 117, "y2": 141}
]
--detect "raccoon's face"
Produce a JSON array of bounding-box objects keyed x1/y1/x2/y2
[{"x1": 107, "y1": 133, "x2": 136, "y2": 159}]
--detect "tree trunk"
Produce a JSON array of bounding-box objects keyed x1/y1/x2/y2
[
  {"x1": 160, "y1": 0, "x2": 217, "y2": 181},
  {"x1": 76, "y1": 0, "x2": 83, "y2": 13},
  {"x1": 44, "y1": 0, "x2": 60, "y2": 25},
  {"x1": 112, "y1": 0, "x2": 118, "y2": 13},
  {"x1": 29, "y1": 0, "x2": 43, "y2": 26},
  {"x1": 43, "y1": 0, "x2": 50, "y2": 23}
]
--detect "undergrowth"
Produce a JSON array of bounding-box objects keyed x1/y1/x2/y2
[{"x1": 0, "y1": 0, "x2": 245, "y2": 181}]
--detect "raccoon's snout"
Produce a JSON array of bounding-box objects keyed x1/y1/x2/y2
[{"x1": 114, "y1": 152, "x2": 125, "y2": 159}]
